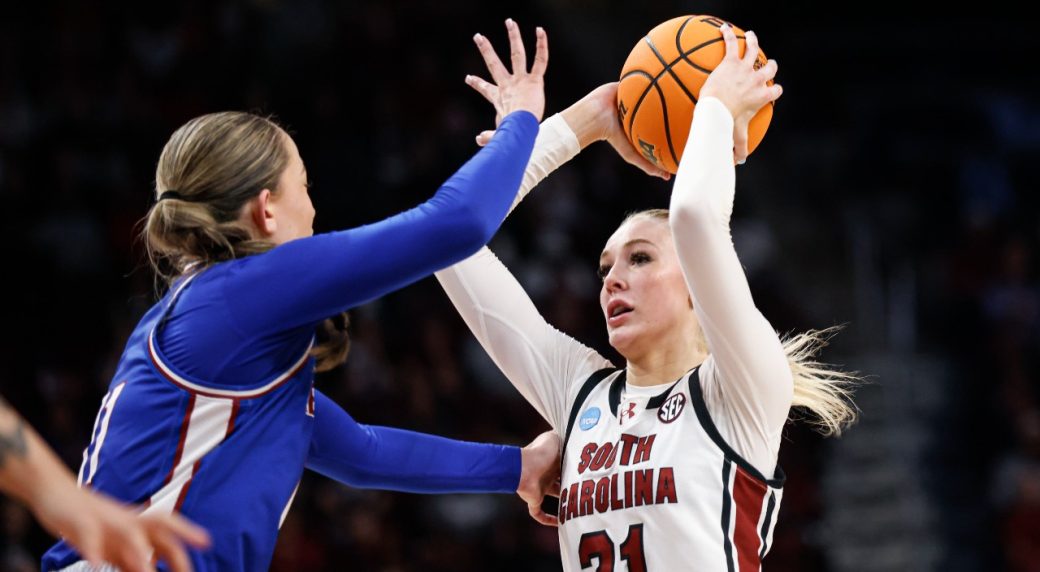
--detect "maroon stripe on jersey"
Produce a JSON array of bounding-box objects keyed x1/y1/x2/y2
[
  {"x1": 163, "y1": 394, "x2": 197, "y2": 486},
  {"x1": 733, "y1": 466, "x2": 769, "y2": 572},
  {"x1": 174, "y1": 459, "x2": 203, "y2": 512},
  {"x1": 172, "y1": 400, "x2": 238, "y2": 512},
  {"x1": 227, "y1": 399, "x2": 241, "y2": 435}
]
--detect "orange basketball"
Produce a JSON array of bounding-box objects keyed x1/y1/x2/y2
[{"x1": 617, "y1": 15, "x2": 773, "y2": 173}]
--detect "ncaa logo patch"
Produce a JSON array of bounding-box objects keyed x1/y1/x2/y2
[
  {"x1": 658, "y1": 393, "x2": 686, "y2": 424},
  {"x1": 579, "y1": 407, "x2": 601, "y2": 431}
]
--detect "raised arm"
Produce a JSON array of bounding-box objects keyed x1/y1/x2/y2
[
  {"x1": 226, "y1": 22, "x2": 551, "y2": 333},
  {"x1": 434, "y1": 116, "x2": 607, "y2": 430},
  {"x1": 226, "y1": 110, "x2": 538, "y2": 333},
  {"x1": 668, "y1": 26, "x2": 791, "y2": 470},
  {"x1": 436, "y1": 84, "x2": 667, "y2": 430}
]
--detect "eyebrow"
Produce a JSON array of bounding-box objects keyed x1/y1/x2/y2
[{"x1": 599, "y1": 238, "x2": 656, "y2": 261}]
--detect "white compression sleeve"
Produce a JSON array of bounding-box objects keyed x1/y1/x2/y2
[
  {"x1": 437, "y1": 113, "x2": 610, "y2": 431},
  {"x1": 669, "y1": 97, "x2": 793, "y2": 476},
  {"x1": 509, "y1": 113, "x2": 581, "y2": 214}
]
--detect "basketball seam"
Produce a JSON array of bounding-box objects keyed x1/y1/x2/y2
[
  {"x1": 644, "y1": 36, "x2": 690, "y2": 166},
  {"x1": 624, "y1": 70, "x2": 656, "y2": 142},
  {"x1": 674, "y1": 16, "x2": 705, "y2": 88},
  {"x1": 650, "y1": 81, "x2": 678, "y2": 167}
]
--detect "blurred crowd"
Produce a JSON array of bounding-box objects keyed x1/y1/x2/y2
[{"x1": 0, "y1": 1, "x2": 1036, "y2": 571}]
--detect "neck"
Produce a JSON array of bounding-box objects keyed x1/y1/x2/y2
[{"x1": 624, "y1": 336, "x2": 707, "y2": 387}]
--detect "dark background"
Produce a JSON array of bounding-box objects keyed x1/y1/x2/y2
[{"x1": 1, "y1": 1, "x2": 1037, "y2": 570}]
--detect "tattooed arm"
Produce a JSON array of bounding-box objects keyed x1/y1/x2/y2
[{"x1": 0, "y1": 397, "x2": 210, "y2": 572}]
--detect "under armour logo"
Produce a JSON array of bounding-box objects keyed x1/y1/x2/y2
[{"x1": 619, "y1": 402, "x2": 638, "y2": 424}]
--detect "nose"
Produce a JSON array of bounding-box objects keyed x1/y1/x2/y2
[{"x1": 603, "y1": 265, "x2": 626, "y2": 294}]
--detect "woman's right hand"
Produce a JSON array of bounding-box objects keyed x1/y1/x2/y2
[
  {"x1": 466, "y1": 19, "x2": 548, "y2": 126},
  {"x1": 699, "y1": 24, "x2": 782, "y2": 164}
]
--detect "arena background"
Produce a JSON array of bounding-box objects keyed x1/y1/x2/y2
[{"x1": 1, "y1": 1, "x2": 1036, "y2": 571}]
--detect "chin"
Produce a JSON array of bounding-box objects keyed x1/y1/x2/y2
[{"x1": 607, "y1": 330, "x2": 638, "y2": 358}]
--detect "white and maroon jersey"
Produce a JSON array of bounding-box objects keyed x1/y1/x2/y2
[
  {"x1": 437, "y1": 98, "x2": 795, "y2": 571},
  {"x1": 557, "y1": 366, "x2": 783, "y2": 571}
]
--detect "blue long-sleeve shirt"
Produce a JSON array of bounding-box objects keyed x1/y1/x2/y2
[
  {"x1": 42, "y1": 110, "x2": 538, "y2": 572},
  {"x1": 307, "y1": 391, "x2": 520, "y2": 493}
]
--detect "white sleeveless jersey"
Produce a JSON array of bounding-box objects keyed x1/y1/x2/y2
[
  {"x1": 558, "y1": 367, "x2": 784, "y2": 572},
  {"x1": 435, "y1": 101, "x2": 796, "y2": 570}
]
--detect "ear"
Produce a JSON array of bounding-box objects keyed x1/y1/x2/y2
[{"x1": 249, "y1": 189, "x2": 277, "y2": 237}]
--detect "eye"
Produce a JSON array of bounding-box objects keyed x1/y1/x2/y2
[
  {"x1": 630, "y1": 251, "x2": 652, "y2": 265},
  {"x1": 597, "y1": 264, "x2": 611, "y2": 280}
]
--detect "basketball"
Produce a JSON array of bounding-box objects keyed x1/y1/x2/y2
[{"x1": 618, "y1": 15, "x2": 773, "y2": 173}]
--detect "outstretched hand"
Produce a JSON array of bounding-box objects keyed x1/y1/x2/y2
[
  {"x1": 466, "y1": 19, "x2": 548, "y2": 126},
  {"x1": 699, "y1": 24, "x2": 782, "y2": 164},
  {"x1": 517, "y1": 430, "x2": 562, "y2": 527}
]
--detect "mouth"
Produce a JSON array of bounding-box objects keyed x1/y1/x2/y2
[{"x1": 606, "y1": 300, "x2": 634, "y2": 324}]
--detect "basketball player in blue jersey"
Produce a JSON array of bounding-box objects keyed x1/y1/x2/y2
[
  {"x1": 439, "y1": 25, "x2": 861, "y2": 570},
  {"x1": 43, "y1": 20, "x2": 562, "y2": 572}
]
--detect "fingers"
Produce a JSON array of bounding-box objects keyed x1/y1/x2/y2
[
  {"x1": 148, "y1": 527, "x2": 193, "y2": 572},
  {"x1": 742, "y1": 30, "x2": 761, "y2": 65},
  {"x1": 464, "y1": 74, "x2": 499, "y2": 104},
  {"x1": 505, "y1": 18, "x2": 527, "y2": 73},
  {"x1": 548, "y1": 478, "x2": 562, "y2": 498},
  {"x1": 528, "y1": 503, "x2": 559, "y2": 527},
  {"x1": 530, "y1": 26, "x2": 548, "y2": 77},
  {"x1": 757, "y1": 58, "x2": 778, "y2": 83},
  {"x1": 114, "y1": 530, "x2": 153, "y2": 572},
  {"x1": 475, "y1": 130, "x2": 495, "y2": 146},
  {"x1": 768, "y1": 83, "x2": 783, "y2": 102},
  {"x1": 733, "y1": 128, "x2": 750, "y2": 165},
  {"x1": 137, "y1": 513, "x2": 208, "y2": 572},
  {"x1": 155, "y1": 513, "x2": 211, "y2": 549},
  {"x1": 609, "y1": 136, "x2": 672, "y2": 180},
  {"x1": 76, "y1": 528, "x2": 104, "y2": 569},
  {"x1": 719, "y1": 23, "x2": 739, "y2": 61},
  {"x1": 473, "y1": 33, "x2": 509, "y2": 84}
]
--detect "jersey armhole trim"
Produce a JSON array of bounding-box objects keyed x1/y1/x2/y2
[
  {"x1": 148, "y1": 330, "x2": 314, "y2": 399},
  {"x1": 688, "y1": 369, "x2": 786, "y2": 488},
  {"x1": 562, "y1": 367, "x2": 618, "y2": 459}
]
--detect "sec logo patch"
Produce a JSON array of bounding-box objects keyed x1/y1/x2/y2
[
  {"x1": 579, "y1": 407, "x2": 601, "y2": 431},
  {"x1": 658, "y1": 393, "x2": 686, "y2": 423}
]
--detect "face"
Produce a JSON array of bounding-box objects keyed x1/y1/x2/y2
[
  {"x1": 598, "y1": 216, "x2": 696, "y2": 359},
  {"x1": 267, "y1": 133, "x2": 316, "y2": 245}
]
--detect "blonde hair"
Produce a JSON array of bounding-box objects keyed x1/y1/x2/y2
[
  {"x1": 623, "y1": 209, "x2": 860, "y2": 436},
  {"x1": 142, "y1": 111, "x2": 348, "y2": 372},
  {"x1": 146, "y1": 111, "x2": 286, "y2": 278}
]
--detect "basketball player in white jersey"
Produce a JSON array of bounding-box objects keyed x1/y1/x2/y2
[{"x1": 440, "y1": 24, "x2": 859, "y2": 571}]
